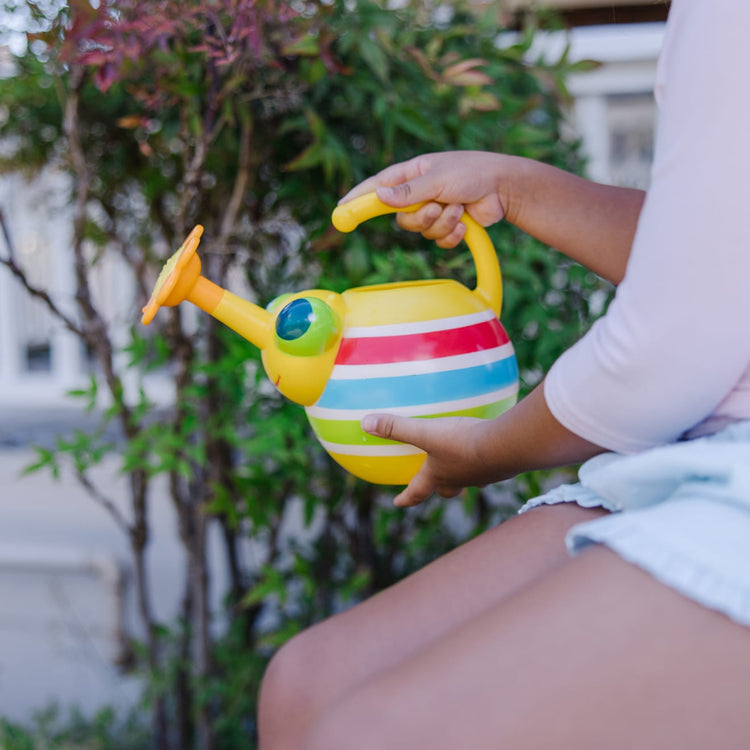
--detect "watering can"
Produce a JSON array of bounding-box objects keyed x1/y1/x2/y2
[{"x1": 141, "y1": 192, "x2": 519, "y2": 485}]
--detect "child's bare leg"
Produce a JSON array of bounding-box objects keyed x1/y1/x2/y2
[
  {"x1": 257, "y1": 503, "x2": 607, "y2": 750},
  {"x1": 304, "y1": 545, "x2": 750, "y2": 750}
]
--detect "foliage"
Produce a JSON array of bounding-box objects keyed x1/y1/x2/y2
[
  {"x1": 0, "y1": 706, "x2": 148, "y2": 750},
  {"x1": 0, "y1": 0, "x2": 607, "y2": 747}
]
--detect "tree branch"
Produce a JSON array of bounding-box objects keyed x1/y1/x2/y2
[
  {"x1": 63, "y1": 68, "x2": 139, "y2": 437},
  {"x1": 0, "y1": 207, "x2": 85, "y2": 338},
  {"x1": 219, "y1": 116, "x2": 253, "y2": 242},
  {"x1": 75, "y1": 468, "x2": 133, "y2": 536},
  {"x1": 62, "y1": 68, "x2": 170, "y2": 747}
]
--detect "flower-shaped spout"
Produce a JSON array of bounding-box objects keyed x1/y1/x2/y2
[{"x1": 141, "y1": 225, "x2": 211, "y2": 324}]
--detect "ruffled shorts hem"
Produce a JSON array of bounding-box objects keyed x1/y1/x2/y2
[
  {"x1": 566, "y1": 499, "x2": 750, "y2": 627},
  {"x1": 518, "y1": 420, "x2": 750, "y2": 628},
  {"x1": 518, "y1": 483, "x2": 619, "y2": 514}
]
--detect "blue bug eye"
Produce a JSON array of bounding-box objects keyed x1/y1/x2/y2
[
  {"x1": 276, "y1": 298, "x2": 313, "y2": 341},
  {"x1": 274, "y1": 297, "x2": 341, "y2": 356}
]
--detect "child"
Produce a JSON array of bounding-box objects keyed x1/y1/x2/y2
[{"x1": 259, "y1": 1, "x2": 750, "y2": 747}]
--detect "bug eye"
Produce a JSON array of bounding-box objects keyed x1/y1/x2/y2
[
  {"x1": 266, "y1": 293, "x2": 294, "y2": 315},
  {"x1": 274, "y1": 297, "x2": 341, "y2": 356}
]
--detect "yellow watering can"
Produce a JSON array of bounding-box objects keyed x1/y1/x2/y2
[{"x1": 142, "y1": 193, "x2": 519, "y2": 485}]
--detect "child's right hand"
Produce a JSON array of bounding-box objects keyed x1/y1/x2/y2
[
  {"x1": 338, "y1": 151, "x2": 514, "y2": 249},
  {"x1": 339, "y1": 150, "x2": 643, "y2": 285}
]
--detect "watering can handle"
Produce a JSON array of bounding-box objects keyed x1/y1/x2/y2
[{"x1": 331, "y1": 192, "x2": 503, "y2": 316}]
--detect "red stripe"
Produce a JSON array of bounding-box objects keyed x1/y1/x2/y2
[{"x1": 336, "y1": 319, "x2": 510, "y2": 365}]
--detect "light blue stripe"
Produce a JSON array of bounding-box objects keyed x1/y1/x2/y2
[{"x1": 315, "y1": 355, "x2": 518, "y2": 410}]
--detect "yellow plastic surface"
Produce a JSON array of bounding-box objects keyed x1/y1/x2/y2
[
  {"x1": 331, "y1": 192, "x2": 503, "y2": 315},
  {"x1": 328, "y1": 452, "x2": 426, "y2": 486}
]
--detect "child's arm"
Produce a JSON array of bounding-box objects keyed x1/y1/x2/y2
[{"x1": 340, "y1": 151, "x2": 645, "y2": 285}]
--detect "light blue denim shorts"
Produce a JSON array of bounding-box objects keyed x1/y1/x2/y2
[{"x1": 520, "y1": 420, "x2": 750, "y2": 626}]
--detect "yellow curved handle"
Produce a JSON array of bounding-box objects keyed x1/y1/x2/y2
[{"x1": 331, "y1": 192, "x2": 503, "y2": 315}]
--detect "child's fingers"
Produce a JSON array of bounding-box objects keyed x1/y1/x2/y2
[
  {"x1": 391, "y1": 202, "x2": 467, "y2": 249},
  {"x1": 393, "y1": 469, "x2": 437, "y2": 508},
  {"x1": 433, "y1": 222, "x2": 467, "y2": 250},
  {"x1": 394, "y1": 202, "x2": 443, "y2": 234},
  {"x1": 407, "y1": 202, "x2": 464, "y2": 242},
  {"x1": 435, "y1": 484, "x2": 463, "y2": 499}
]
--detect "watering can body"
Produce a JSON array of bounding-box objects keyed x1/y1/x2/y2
[
  {"x1": 305, "y1": 278, "x2": 517, "y2": 484},
  {"x1": 142, "y1": 193, "x2": 519, "y2": 485}
]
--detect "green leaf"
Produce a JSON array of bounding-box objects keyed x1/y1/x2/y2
[
  {"x1": 22, "y1": 447, "x2": 60, "y2": 479},
  {"x1": 282, "y1": 34, "x2": 320, "y2": 57},
  {"x1": 285, "y1": 142, "x2": 323, "y2": 172},
  {"x1": 358, "y1": 36, "x2": 389, "y2": 82},
  {"x1": 66, "y1": 374, "x2": 99, "y2": 412},
  {"x1": 241, "y1": 566, "x2": 287, "y2": 608},
  {"x1": 392, "y1": 107, "x2": 439, "y2": 143}
]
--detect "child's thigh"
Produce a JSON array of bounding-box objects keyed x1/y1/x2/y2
[
  {"x1": 259, "y1": 503, "x2": 604, "y2": 735},
  {"x1": 305, "y1": 545, "x2": 750, "y2": 750}
]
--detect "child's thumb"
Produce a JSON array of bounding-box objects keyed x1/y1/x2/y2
[
  {"x1": 361, "y1": 413, "x2": 425, "y2": 449},
  {"x1": 376, "y1": 174, "x2": 436, "y2": 209}
]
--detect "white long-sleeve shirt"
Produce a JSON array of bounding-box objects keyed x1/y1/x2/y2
[{"x1": 544, "y1": 0, "x2": 750, "y2": 454}]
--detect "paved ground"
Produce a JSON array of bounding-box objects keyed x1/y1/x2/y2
[
  {"x1": 0, "y1": 407, "x2": 198, "y2": 722},
  {"x1": 0, "y1": 405, "x2": 122, "y2": 449}
]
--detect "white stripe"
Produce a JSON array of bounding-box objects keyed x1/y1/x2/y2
[
  {"x1": 343, "y1": 309, "x2": 497, "y2": 338},
  {"x1": 331, "y1": 343, "x2": 515, "y2": 380},
  {"x1": 306, "y1": 383, "x2": 519, "y2": 421},
  {"x1": 319, "y1": 440, "x2": 425, "y2": 457}
]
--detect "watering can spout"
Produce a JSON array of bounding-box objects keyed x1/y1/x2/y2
[
  {"x1": 207, "y1": 289, "x2": 273, "y2": 350},
  {"x1": 141, "y1": 225, "x2": 272, "y2": 350}
]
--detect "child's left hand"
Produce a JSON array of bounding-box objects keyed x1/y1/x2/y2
[{"x1": 361, "y1": 382, "x2": 606, "y2": 508}]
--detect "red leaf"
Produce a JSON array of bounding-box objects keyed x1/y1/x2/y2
[
  {"x1": 78, "y1": 50, "x2": 113, "y2": 67},
  {"x1": 94, "y1": 62, "x2": 119, "y2": 93}
]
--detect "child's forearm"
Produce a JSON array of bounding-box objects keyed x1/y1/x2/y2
[
  {"x1": 477, "y1": 382, "x2": 605, "y2": 482},
  {"x1": 501, "y1": 156, "x2": 645, "y2": 285}
]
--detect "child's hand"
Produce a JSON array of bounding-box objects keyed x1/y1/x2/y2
[
  {"x1": 361, "y1": 383, "x2": 606, "y2": 507},
  {"x1": 361, "y1": 413, "x2": 494, "y2": 507},
  {"x1": 339, "y1": 151, "x2": 511, "y2": 249},
  {"x1": 340, "y1": 151, "x2": 643, "y2": 285}
]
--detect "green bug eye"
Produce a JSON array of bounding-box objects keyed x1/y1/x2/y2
[{"x1": 274, "y1": 297, "x2": 341, "y2": 356}]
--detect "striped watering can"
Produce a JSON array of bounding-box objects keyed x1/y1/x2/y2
[{"x1": 141, "y1": 193, "x2": 519, "y2": 485}]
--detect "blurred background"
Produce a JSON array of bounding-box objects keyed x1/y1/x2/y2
[{"x1": 0, "y1": 0, "x2": 668, "y2": 747}]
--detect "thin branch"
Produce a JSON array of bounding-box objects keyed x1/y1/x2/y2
[
  {"x1": 0, "y1": 206, "x2": 15, "y2": 262},
  {"x1": 62, "y1": 71, "x2": 170, "y2": 747},
  {"x1": 218, "y1": 116, "x2": 253, "y2": 241},
  {"x1": 97, "y1": 201, "x2": 152, "y2": 301},
  {"x1": 65, "y1": 70, "x2": 104, "y2": 338},
  {"x1": 0, "y1": 207, "x2": 85, "y2": 337},
  {"x1": 75, "y1": 468, "x2": 133, "y2": 536},
  {"x1": 177, "y1": 129, "x2": 209, "y2": 236},
  {"x1": 63, "y1": 67, "x2": 138, "y2": 439}
]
